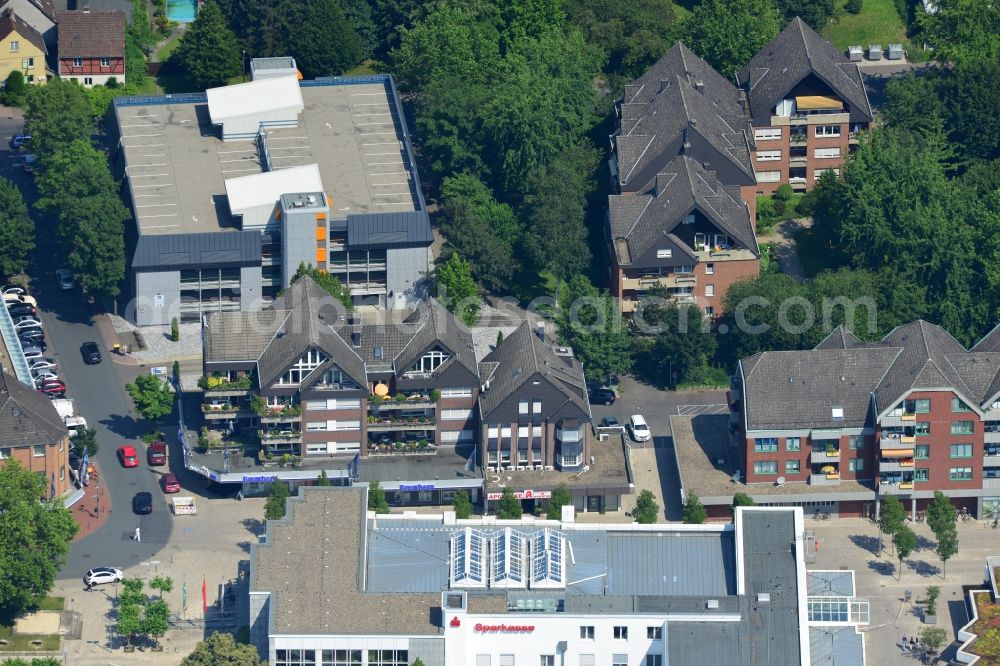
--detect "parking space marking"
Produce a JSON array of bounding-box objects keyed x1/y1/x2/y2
[{"x1": 676, "y1": 404, "x2": 729, "y2": 417}]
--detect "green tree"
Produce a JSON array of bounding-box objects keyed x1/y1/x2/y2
[
  {"x1": 636, "y1": 300, "x2": 719, "y2": 387},
  {"x1": 181, "y1": 631, "x2": 264, "y2": 666},
  {"x1": 917, "y1": 0, "x2": 1000, "y2": 66},
  {"x1": 2, "y1": 70, "x2": 26, "y2": 106},
  {"x1": 0, "y1": 460, "x2": 78, "y2": 619},
  {"x1": 264, "y1": 482, "x2": 290, "y2": 520},
  {"x1": 316, "y1": 470, "x2": 332, "y2": 487},
  {"x1": 633, "y1": 489, "x2": 659, "y2": 524},
  {"x1": 171, "y1": 317, "x2": 180, "y2": 342},
  {"x1": 57, "y1": 193, "x2": 128, "y2": 298},
  {"x1": 893, "y1": 524, "x2": 917, "y2": 580},
  {"x1": 452, "y1": 490, "x2": 473, "y2": 519},
  {"x1": 731, "y1": 492, "x2": 755, "y2": 515},
  {"x1": 116, "y1": 602, "x2": 143, "y2": 647},
  {"x1": 287, "y1": 0, "x2": 363, "y2": 77},
  {"x1": 434, "y1": 252, "x2": 479, "y2": 326},
  {"x1": 496, "y1": 486, "x2": 523, "y2": 519},
  {"x1": 411, "y1": 659, "x2": 426, "y2": 666},
  {"x1": 142, "y1": 598, "x2": 170, "y2": 648},
  {"x1": 367, "y1": 480, "x2": 390, "y2": 514},
  {"x1": 0, "y1": 178, "x2": 33, "y2": 278},
  {"x1": 774, "y1": 0, "x2": 836, "y2": 30},
  {"x1": 925, "y1": 585, "x2": 941, "y2": 616},
  {"x1": 22, "y1": 79, "x2": 94, "y2": 160},
  {"x1": 71, "y1": 427, "x2": 99, "y2": 457},
  {"x1": 149, "y1": 575, "x2": 173, "y2": 600},
  {"x1": 555, "y1": 275, "x2": 632, "y2": 383},
  {"x1": 935, "y1": 524, "x2": 958, "y2": 579},
  {"x1": 679, "y1": 0, "x2": 783, "y2": 78},
  {"x1": 341, "y1": 0, "x2": 376, "y2": 59},
  {"x1": 175, "y1": 0, "x2": 242, "y2": 89},
  {"x1": 564, "y1": 0, "x2": 675, "y2": 80},
  {"x1": 546, "y1": 484, "x2": 572, "y2": 520},
  {"x1": 878, "y1": 495, "x2": 908, "y2": 556},
  {"x1": 926, "y1": 491, "x2": 957, "y2": 537},
  {"x1": 682, "y1": 492, "x2": 707, "y2": 524},
  {"x1": 289, "y1": 263, "x2": 352, "y2": 311},
  {"x1": 125, "y1": 374, "x2": 175, "y2": 421},
  {"x1": 920, "y1": 626, "x2": 947, "y2": 653}
]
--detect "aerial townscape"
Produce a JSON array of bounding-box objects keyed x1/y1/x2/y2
[{"x1": 0, "y1": 0, "x2": 997, "y2": 664}]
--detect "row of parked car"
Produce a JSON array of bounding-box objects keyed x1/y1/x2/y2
[{"x1": 3, "y1": 283, "x2": 66, "y2": 397}]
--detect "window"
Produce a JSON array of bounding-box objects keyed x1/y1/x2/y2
[
  {"x1": 915, "y1": 422, "x2": 931, "y2": 436},
  {"x1": 754, "y1": 461, "x2": 778, "y2": 475},
  {"x1": 367, "y1": 650, "x2": 408, "y2": 666},
  {"x1": 0, "y1": 448, "x2": 10, "y2": 459},
  {"x1": 952, "y1": 421, "x2": 975, "y2": 435},
  {"x1": 784, "y1": 437, "x2": 801, "y2": 451},
  {"x1": 706, "y1": 262, "x2": 715, "y2": 275},
  {"x1": 440, "y1": 387, "x2": 473, "y2": 398},
  {"x1": 277, "y1": 348, "x2": 329, "y2": 384},
  {"x1": 755, "y1": 437, "x2": 778, "y2": 452},
  {"x1": 915, "y1": 444, "x2": 930, "y2": 459},
  {"x1": 950, "y1": 443, "x2": 973, "y2": 458},
  {"x1": 757, "y1": 150, "x2": 782, "y2": 161},
  {"x1": 914, "y1": 399, "x2": 931, "y2": 413},
  {"x1": 914, "y1": 468, "x2": 929, "y2": 482},
  {"x1": 849, "y1": 435, "x2": 864, "y2": 450},
  {"x1": 647, "y1": 626, "x2": 663, "y2": 639},
  {"x1": 21, "y1": 57, "x2": 33, "y2": 68},
  {"x1": 59, "y1": 465, "x2": 65, "y2": 481},
  {"x1": 306, "y1": 400, "x2": 325, "y2": 411},
  {"x1": 306, "y1": 422, "x2": 327, "y2": 432},
  {"x1": 814, "y1": 168, "x2": 840, "y2": 180},
  {"x1": 656, "y1": 249, "x2": 672, "y2": 258},
  {"x1": 831, "y1": 406, "x2": 844, "y2": 419},
  {"x1": 704, "y1": 306, "x2": 714, "y2": 317},
  {"x1": 757, "y1": 170, "x2": 781, "y2": 182},
  {"x1": 579, "y1": 656, "x2": 595, "y2": 666},
  {"x1": 32, "y1": 445, "x2": 44, "y2": 457},
  {"x1": 705, "y1": 284, "x2": 715, "y2": 297},
  {"x1": 327, "y1": 420, "x2": 360, "y2": 431},
  {"x1": 321, "y1": 650, "x2": 362, "y2": 665},
  {"x1": 580, "y1": 625, "x2": 594, "y2": 639},
  {"x1": 950, "y1": 467, "x2": 973, "y2": 481},
  {"x1": 814, "y1": 147, "x2": 841, "y2": 159},
  {"x1": 952, "y1": 397, "x2": 972, "y2": 412},
  {"x1": 754, "y1": 127, "x2": 782, "y2": 141},
  {"x1": 317, "y1": 367, "x2": 359, "y2": 389},
  {"x1": 476, "y1": 657, "x2": 491, "y2": 666},
  {"x1": 9, "y1": 40, "x2": 18, "y2": 52},
  {"x1": 499, "y1": 657, "x2": 514, "y2": 666},
  {"x1": 613, "y1": 656, "x2": 628, "y2": 666},
  {"x1": 410, "y1": 349, "x2": 450, "y2": 374},
  {"x1": 100, "y1": 57, "x2": 110, "y2": 67},
  {"x1": 533, "y1": 401, "x2": 542, "y2": 414},
  {"x1": 275, "y1": 650, "x2": 317, "y2": 666},
  {"x1": 518, "y1": 399, "x2": 528, "y2": 415},
  {"x1": 72, "y1": 56, "x2": 82, "y2": 66},
  {"x1": 646, "y1": 656, "x2": 664, "y2": 666},
  {"x1": 815, "y1": 125, "x2": 841, "y2": 137},
  {"x1": 614, "y1": 626, "x2": 628, "y2": 639},
  {"x1": 442, "y1": 409, "x2": 472, "y2": 421},
  {"x1": 785, "y1": 459, "x2": 800, "y2": 474},
  {"x1": 440, "y1": 430, "x2": 474, "y2": 442},
  {"x1": 848, "y1": 458, "x2": 864, "y2": 472}
]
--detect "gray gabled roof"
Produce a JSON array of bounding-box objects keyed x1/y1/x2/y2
[
  {"x1": 0, "y1": 371, "x2": 66, "y2": 447},
  {"x1": 736, "y1": 17, "x2": 873, "y2": 124},
  {"x1": 204, "y1": 309, "x2": 288, "y2": 363},
  {"x1": 741, "y1": 347, "x2": 900, "y2": 430},
  {"x1": 814, "y1": 324, "x2": 864, "y2": 350},
  {"x1": 346, "y1": 211, "x2": 432, "y2": 250},
  {"x1": 616, "y1": 73, "x2": 755, "y2": 192},
  {"x1": 624, "y1": 42, "x2": 743, "y2": 115},
  {"x1": 393, "y1": 299, "x2": 478, "y2": 378},
  {"x1": 478, "y1": 322, "x2": 589, "y2": 419},
  {"x1": 608, "y1": 155, "x2": 757, "y2": 266}
]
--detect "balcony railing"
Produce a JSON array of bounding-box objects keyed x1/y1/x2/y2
[
  {"x1": 622, "y1": 275, "x2": 698, "y2": 291},
  {"x1": 810, "y1": 448, "x2": 840, "y2": 463},
  {"x1": 368, "y1": 417, "x2": 436, "y2": 431},
  {"x1": 985, "y1": 431, "x2": 1000, "y2": 444},
  {"x1": 257, "y1": 430, "x2": 303, "y2": 443},
  {"x1": 879, "y1": 458, "x2": 915, "y2": 473},
  {"x1": 880, "y1": 435, "x2": 915, "y2": 451},
  {"x1": 367, "y1": 440, "x2": 437, "y2": 456},
  {"x1": 199, "y1": 375, "x2": 253, "y2": 394},
  {"x1": 984, "y1": 453, "x2": 1000, "y2": 468},
  {"x1": 809, "y1": 473, "x2": 841, "y2": 486},
  {"x1": 369, "y1": 392, "x2": 439, "y2": 410}
]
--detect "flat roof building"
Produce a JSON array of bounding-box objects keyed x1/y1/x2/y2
[
  {"x1": 250, "y1": 487, "x2": 868, "y2": 665},
  {"x1": 110, "y1": 74, "x2": 431, "y2": 325}
]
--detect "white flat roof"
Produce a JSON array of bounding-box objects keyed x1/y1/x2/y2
[
  {"x1": 225, "y1": 164, "x2": 323, "y2": 213},
  {"x1": 207, "y1": 75, "x2": 303, "y2": 122}
]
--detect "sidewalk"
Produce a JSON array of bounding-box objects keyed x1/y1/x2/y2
[{"x1": 71, "y1": 465, "x2": 111, "y2": 541}]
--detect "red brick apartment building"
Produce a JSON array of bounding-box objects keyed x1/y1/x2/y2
[
  {"x1": 735, "y1": 321, "x2": 1000, "y2": 519},
  {"x1": 56, "y1": 8, "x2": 124, "y2": 87},
  {"x1": 607, "y1": 43, "x2": 759, "y2": 317},
  {"x1": 0, "y1": 370, "x2": 72, "y2": 497},
  {"x1": 736, "y1": 18, "x2": 873, "y2": 194}
]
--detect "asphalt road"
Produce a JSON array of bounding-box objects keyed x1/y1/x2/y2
[{"x1": 0, "y1": 115, "x2": 174, "y2": 580}]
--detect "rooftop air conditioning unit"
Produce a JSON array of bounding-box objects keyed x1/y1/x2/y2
[
  {"x1": 706, "y1": 599, "x2": 720, "y2": 610},
  {"x1": 292, "y1": 199, "x2": 304, "y2": 207},
  {"x1": 307, "y1": 194, "x2": 317, "y2": 205},
  {"x1": 757, "y1": 593, "x2": 771, "y2": 603}
]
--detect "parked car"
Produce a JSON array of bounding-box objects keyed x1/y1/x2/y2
[
  {"x1": 83, "y1": 567, "x2": 123, "y2": 587},
  {"x1": 55, "y1": 269, "x2": 74, "y2": 290},
  {"x1": 588, "y1": 388, "x2": 617, "y2": 406},
  {"x1": 38, "y1": 383, "x2": 66, "y2": 398},
  {"x1": 19, "y1": 334, "x2": 46, "y2": 351},
  {"x1": 132, "y1": 492, "x2": 153, "y2": 514},
  {"x1": 161, "y1": 473, "x2": 180, "y2": 494},
  {"x1": 628, "y1": 414, "x2": 651, "y2": 442},
  {"x1": 2, "y1": 292, "x2": 37, "y2": 307},
  {"x1": 20, "y1": 345, "x2": 44, "y2": 359},
  {"x1": 599, "y1": 416, "x2": 624, "y2": 432},
  {"x1": 117, "y1": 445, "x2": 139, "y2": 468},
  {"x1": 32, "y1": 371, "x2": 59, "y2": 385},
  {"x1": 1, "y1": 284, "x2": 26, "y2": 296},
  {"x1": 8, "y1": 133, "x2": 30, "y2": 150},
  {"x1": 12, "y1": 317, "x2": 42, "y2": 330},
  {"x1": 80, "y1": 341, "x2": 102, "y2": 364},
  {"x1": 147, "y1": 441, "x2": 167, "y2": 466},
  {"x1": 6, "y1": 303, "x2": 36, "y2": 317},
  {"x1": 29, "y1": 358, "x2": 57, "y2": 371}
]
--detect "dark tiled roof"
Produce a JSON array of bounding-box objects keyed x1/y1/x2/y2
[
  {"x1": 814, "y1": 325, "x2": 864, "y2": 350},
  {"x1": 478, "y1": 322, "x2": 589, "y2": 418},
  {"x1": 624, "y1": 42, "x2": 743, "y2": 115},
  {"x1": 56, "y1": 9, "x2": 123, "y2": 57},
  {"x1": 616, "y1": 73, "x2": 755, "y2": 192},
  {"x1": 608, "y1": 155, "x2": 757, "y2": 266},
  {"x1": 741, "y1": 347, "x2": 900, "y2": 430},
  {"x1": 736, "y1": 17, "x2": 873, "y2": 124},
  {"x1": 943, "y1": 353, "x2": 1000, "y2": 405},
  {"x1": 972, "y1": 324, "x2": 1000, "y2": 352},
  {"x1": 204, "y1": 310, "x2": 288, "y2": 363},
  {"x1": 0, "y1": 8, "x2": 47, "y2": 54},
  {"x1": 0, "y1": 371, "x2": 66, "y2": 447},
  {"x1": 0, "y1": 0, "x2": 55, "y2": 22}
]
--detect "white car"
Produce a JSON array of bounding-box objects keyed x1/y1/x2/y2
[
  {"x1": 29, "y1": 359, "x2": 57, "y2": 371},
  {"x1": 628, "y1": 414, "x2": 651, "y2": 442},
  {"x1": 33, "y1": 371, "x2": 59, "y2": 385},
  {"x1": 13, "y1": 317, "x2": 42, "y2": 330},
  {"x1": 83, "y1": 567, "x2": 123, "y2": 587},
  {"x1": 2, "y1": 292, "x2": 37, "y2": 307},
  {"x1": 56, "y1": 269, "x2": 75, "y2": 290}
]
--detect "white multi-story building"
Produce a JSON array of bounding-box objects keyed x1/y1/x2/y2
[{"x1": 249, "y1": 487, "x2": 869, "y2": 666}]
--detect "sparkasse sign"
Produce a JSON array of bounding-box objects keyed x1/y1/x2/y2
[{"x1": 474, "y1": 623, "x2": 536, "y2": 634}]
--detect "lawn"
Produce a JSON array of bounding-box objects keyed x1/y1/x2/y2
[
  {"x1": 345, "y1": 59, "x2": 384, "y2": 76},
  {"x1": 672, "y1": 0, "x2": 694, "y2": 20},
  {"x1": 35, "y1": 597, "x2": 64, "y2": 612},
  {"x1": 0, "y1": 625, "x2": 61, "y2": 652},
  {"x1": 968, "y1": 591, "x2": 1000, "y2": 665},
  {"x1": 820, "y1": 0, "x2": 908, "y2": 51},
  {"x1": 155, "y1": 31, "x2": 183, "y2": 63}
]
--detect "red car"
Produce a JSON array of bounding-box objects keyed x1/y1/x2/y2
[
  {"x1": 147, "y1": 441, "x2": 167, "y2": 466},
  {"x1": 117, "y1": 445, "x2": 139, "y2": 468},
  {"x1": 161, "y1": 473, "x2": 180, "y2": 493}
]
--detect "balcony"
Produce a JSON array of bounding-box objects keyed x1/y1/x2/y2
[
  {"x1": 621, "y1": 299, "x2": 638, "y2": 314},
  {"x1": 771, "y1": 112, "x2": 850, "y2": 126},
  {"x1": 201, "y1": 405, "x2": 251, "y2": 421},
  {"x1": 984, "y1": 452, "x2": 1000, "y2": 468},
  {"x1": 985, "y1": 431, "x2": 1000, "y2": 444},
  {"x1": 259, "y1": 410, "x2": 302, "y2": 424},
  {"x1": 809, "y1": 473, "x2": 841, "y2": 486},
  {"x1": 880, "y1": 413, "x2": 916, "y2": 427},
  {"x1": 257, "y1": 430, "x2": 302, "y2": 444},
  {"x1": 879, "y1": 458, "x2": 915, "y2": 473},
  {"x1": 789, "y1": 153, "x2": 808, "y2": 165},
  {"x1": 199, "y1": 375, "x2": 253, "y2": 395},
  {"x1": 370, "y1": 393, "x2": 438, "y2": 410},
  {"x1": 880, "y1": 477, "x2": 915, "y2": 493},
  {"x1": 622, "y1": 274, "x2": 698, "y2": 291},
  {"x1": 810, "y1": 447, "x2": 840, "y2": 463},
  {"x1": 367, "y1": 416, "x2": 436, "y2": 432},
  {"x1": 367, "y1": 439, "x2": 437, "y2": 457},
  {"x1": 692, "y1": 247, "x2": 759, "y2": 263},
  {"x1": 880, "y1": 435, "x2": 915, "y2": 451}
]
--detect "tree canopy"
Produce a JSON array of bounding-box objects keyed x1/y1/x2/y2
[
  {"x1": 367, "y1": 480, "x2": 390, "y2": 514},
  {"x1": 290, "y1": 263, "x2": 352, "y2": 311},
  {"x1": 0, "y1": 460, "x2": 78, "y2": 619},
  {"x1": 0, "y1": 179, "x2": 33, "y2": 279},
  {"x1": 547, "y1": 484, "x2": 572, "y2": 520},
  {"x1": 496, "y1": 486, "x2": 523, "y2": 519},
  {"x1": 22, "y1": 79, "x2": 93, "y2": 161},
  {"x1": 633, "y1": 489, "x2": 659, "y2": 524},
  {"x1": 181, "y1": 631, "x2": 264, "y2": 666},
  {"x1": 175, "y1": 0, "x2": 242, "y2": 90},
  {"x1": 264, "y1": 482, "x2": 290, "y2": 520},
  {"x1": 916, "y1": 0, "x2": 1000, "y2": 66},
  {"x1": 682, "y1": 492, "x2": 707, "y2": 524},
  {"x1": 677, "y1": 0, "x2": 782, "y2": 78},
  {"x1": 555, "y1": 275, "x2": 632, "y2": 383},
  {"x1": 125, "y1": 374, "x2": 175, "y2": 421},
  {"x1": 452, "y1": 490, "x2": 473, "y2": 519},
  {"x1": 434, "y1": 253, "x2": 480, "y2": 326}
]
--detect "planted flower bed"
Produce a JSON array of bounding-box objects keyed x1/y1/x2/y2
[{"x1": 968, "y1": 591, "x2": 1000, "y2": 664}]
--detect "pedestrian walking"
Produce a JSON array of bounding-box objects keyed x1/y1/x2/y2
[
  {"x1": 134, "y1": 526, "x2": 141, "y2": 543},
  {"x1": 236, "y1": 490, "x2": 243, "y2": 501}
]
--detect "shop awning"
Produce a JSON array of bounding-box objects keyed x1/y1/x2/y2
[{"x1": 795, "y1": 95, "x2": 843, "y2": 110}]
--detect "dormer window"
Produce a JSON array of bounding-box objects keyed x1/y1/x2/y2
[
  {"x1": 277, "y1": 348, "x2": 328, "y2": 385},
  {"x1": 410, "y1": 349, "x2": 450, "y2": 374},
  {"x1": 656, "y1": 249, "x2": 672, "y2": 259}
]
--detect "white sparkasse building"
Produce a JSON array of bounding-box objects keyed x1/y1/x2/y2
[{"x1": 249, "y1": 487, "x2": 869, "y2": 666}]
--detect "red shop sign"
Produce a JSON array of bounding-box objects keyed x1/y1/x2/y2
[
  {"x1": 474, "y1": 623, "x2": 536, "y2": 634},
  {"x1": 486, "y1": 489, "x2": 552, "y2": 501}
]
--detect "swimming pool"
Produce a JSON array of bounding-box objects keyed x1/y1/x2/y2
[{"x1": 166, "y1": 0, "x2": 197, "y2": 22}]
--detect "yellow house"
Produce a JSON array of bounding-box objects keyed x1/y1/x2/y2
[{"x1": 0, "y1": 7, "x2": 48, "y2": 84}]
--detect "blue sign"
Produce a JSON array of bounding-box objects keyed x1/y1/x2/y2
[
  {"x1": 243, "y1": 475, "x2": 278, "y2": 484},
  {"x1": 348, "y1": 453, "x2": 361, "y2": 480},
  {"x1": 400, "y1": 484, "x2": 435, "y2": 492}
]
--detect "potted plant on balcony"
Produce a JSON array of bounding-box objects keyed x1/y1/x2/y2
[
  {"x1": 826, "y1": 444, "x2": 838, "y2": 456},
  {"x1": 431, "y1": 389, "x2": 441, "y2": 401},
  {"x1": 395, "y1": 392, "x2": 406, "y2": 403},
  {"x1": 418, "y1": 439, "x2": 428, "y2": 449}
]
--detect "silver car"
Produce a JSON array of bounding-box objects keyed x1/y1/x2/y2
[{"x1": 84, "y1": 567, "x2": 123, "y2": 586}]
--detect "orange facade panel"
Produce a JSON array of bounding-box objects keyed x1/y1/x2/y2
[
  {"x1": 316, "y1": 248, "x2": 327, "y2": 263},
  {"x1": 316, "y1": 212, "x2": 327, "y2": 221},
  {"x1": 316, "y1": 226, "x2": 327, "y2": 240}
]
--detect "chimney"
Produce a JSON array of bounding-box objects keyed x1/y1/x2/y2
[
  {"x1": 535, "y1": 321, "x2": 545, "y2": 343},
  {"x1": 695, "y1": 81, "x2": 705, "y2": 93},
  {"x1": 349, "y1": 313, "x2": 361, "y2": 347},
  {"x1": 82, "y1": 4, "x2": 90, "y2": 12},
  {"x1": 658, "y1": 78, "x2": 670, "y2": 93}
]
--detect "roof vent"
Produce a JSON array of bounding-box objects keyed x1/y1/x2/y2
[
  {"x1": 695, "y1": 81, "x2": 705, "y2": 93},
  {"x1": 350, "y1": 332, "x2": 361, "y2": 347},
  {"x1": 292, "y1": 199, "x2": 304, "y2": 208},
  {"x1": 757, "y1": 593, "x2": 771, "y2": 603},
  {"x1": 706, "y1": 599, "x2": 719, "y2": 609},
  {"x1": 553, "y1": 346, "x2": 573, "y2": 358},
  {"x1": 307, "y1": 194, "x2": 317, "y2": 205}
]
